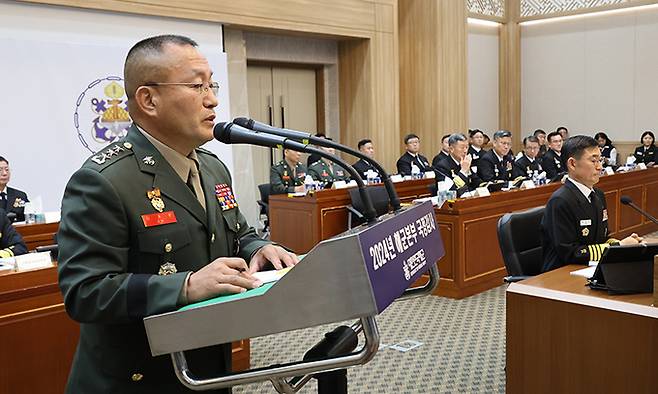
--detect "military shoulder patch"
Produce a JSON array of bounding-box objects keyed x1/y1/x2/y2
[{"x1": 88, "y1": 142, "x2": 134, "y2": 167}]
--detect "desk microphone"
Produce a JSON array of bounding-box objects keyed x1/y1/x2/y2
[
  {"x1": 620, "y1": 195, "x2": 658, "y2": 226},
  {"x1": 233, "y1": 117, "x2": 402, "y2": 211},
  {"x1": 214, "y1": 122, "x2": 377, "y2": 223}
]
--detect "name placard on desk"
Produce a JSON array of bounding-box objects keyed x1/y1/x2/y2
[{"x1": 1, "y1": 252, "x2": 54, "y2": 272}]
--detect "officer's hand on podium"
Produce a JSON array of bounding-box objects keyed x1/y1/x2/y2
[
  {"x1": 619, "y1": 233, "x2": 643, "y2": 246},
  {"x1": 186, "y1": 258, "x2": 263, "y2": 303},
  {"x1": 249, "y1": 244, "x2": 299, "y2": 274}
]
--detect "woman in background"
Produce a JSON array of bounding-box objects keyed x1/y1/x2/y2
[
  {"x1": 633, "y1": 131, "x2": 657, "y2": 166},
  {"x1": 594, "y1": 131, "x2": 617, "y2": 166}
]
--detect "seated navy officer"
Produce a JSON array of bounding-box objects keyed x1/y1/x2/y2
[
  {"x1": 478, "y1": 130, "x2": 513, "y2": 183},
  {"x1": 57, "y1": 35, "x2": 298, "y2": 394},
  {"x1": 512, "y1": 135, "x2": 543, "y2": 179},
  {"x1": 541, "y1": 135, "x2": 641, "y2": 272},
  {"x1": 0, "y1": 208, "x2": 27, "y2": 258},
  {"x1": 308, "y1": 142, "x2": 350, "y2": 185},
  {"x1": 633, "y1": 130, "x2": 657, "y2": 166},
  {"x1": 352, "y1": 139, "x2": 381, "y2": 180},
  {"x1": 0, "y1": 156, "x2": 29, "y2": 222},
  {"x1": 431, "y1": 134, "x2": 451, "y2": 168},
  {"x1": 533, "y1": 129, "x2": 547, "y2": 158},
  {"x1": 396, "y1": 133, "x2": 432, "y2": 176},
  {"x1": 467, "y1": 129, "x2": 485, "y2": 172},
  {"x1": 434, "y1": 133, "x2": 481, "y2": 196},
  {"x1": 541, "y1": 131, "x2": 565, "y2": 180},
  {"x1": 270, "y1": 148, "x2": 307, "y2": 194}
]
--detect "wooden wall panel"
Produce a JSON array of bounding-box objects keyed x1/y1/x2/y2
[
  {"x1": 619, "y1": 185, "x2": 643, "y2": 231},
  {"x1": 500, "y1": 0, "x2": 521, "y2": 151}
]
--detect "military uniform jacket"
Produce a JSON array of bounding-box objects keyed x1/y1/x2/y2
[
  {"x1": 538, "y1": 144, "x2": 547, "y2": 158},
  {"x1": 467, "y1": 145, "x2": 483, "y2": 170},
  {"x1": 542, "y1": 149, "x2": 565, "y2": 180},
  {"x1": 478, "y1": 150, "x2": 513, "y2": 182},
  {"x1": 0, "y1": 208, "x2": 27, "y2": 258},
  {"x1": 57, "y1": 126, "x2": 269, "y2": 394},
  {"x1": 541, "y1": 179, "x2": 612, "y2": 272},
  {"x1": 431, "y1": 151, "x2": 449, "y2": 168},
  {"x1": 270, "y1": 160, "x2": 307, "y2": 195},
  {"x1": 434, "y1": 155, "x2": 481, "y2": 197},
  {"x1": 308, "y1": 160, "x2": 350, "y2": 184},
  {"x1": 396, "y1": 152, "x2": 432, "y2": 176},
  {"x1": 512, "y1": 155, "x2": 542, "y2": 179},
  {"x1": 633, "y1": 145, "x2": 657, "y2": 164},
  {"x1": 352, "y1": 159, "x2": 380, "y2": 180},
  {"x1": 1, "y1": 186, "x2": 29, "y2": 222}
]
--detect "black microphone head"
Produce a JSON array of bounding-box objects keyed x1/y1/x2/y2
[
  {"x1": 213, "y1": 122, "x2": 232, "y2": 143},
  {"x1": 233, "y1": 117, "x2": 250, "y2": 128},
  {"x1": 620, "y1": 195, "x2": 633, "y2": 205}
]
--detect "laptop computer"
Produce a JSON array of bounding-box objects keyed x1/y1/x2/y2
[{"x1": 587, "y1": 243, "x2": 658, "y2": 294}]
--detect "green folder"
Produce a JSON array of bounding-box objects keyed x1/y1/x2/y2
[{"x1": 179, "y1": 282, "x2": 276, "y2": 311}]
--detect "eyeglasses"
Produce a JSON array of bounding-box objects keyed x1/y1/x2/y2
[{"x1": 143, "y1": 81, "x2": 219, "y2": 96}]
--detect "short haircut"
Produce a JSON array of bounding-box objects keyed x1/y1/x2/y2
[
  {"x1": 124, "y1": 35, "x2": 198, "y2": 99},
  {"x1": 404, "y1": 133, "x2": 420, "y2": 144},
  {"x1": 0, "y1": 156, "x2": 7, "y2": 165},
  {"x1": 641, "y1": 130, "x2": 655, "y2": 145},
  {"x1": 533, "y1": 129, "x2": 546, "y2": 136},
  {"x1": 441, "y1": 134, "x2": 451, "y2": 143},
  {"x1": 468, "y1": 129, "x2": 483, "y2": 138},
  {"x1": 523, "y1": 135, "x2": 539, "y2": 146},
  {"x1": 493, "y1": 130, "x2": 512, "y2": 140},
  {"x1": 562, "y1": 135, "x2": 598, "y2": 161},
  {"x1": 594, "y1": 132, "x2": 613, "y2": 146},
  {"x1": 547, "y1": 131, "x2": 562, "y2": 143},
  {"x1": 357, "y1": 139, "x2": 372, "y2": 150},
  {"x1": 448, "y1": 133, "x2": 467, "y2": 146},
  {"x1": 556, "y1": 126, "x2": 568, "y2": 133}
]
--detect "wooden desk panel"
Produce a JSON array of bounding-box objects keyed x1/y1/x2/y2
[
  {"x1": 14, "y1": 222, "x2": 58, "y2": 251},
  {"x1": 507, "y1": 266, "x2": 658, "y2": 394},
  {"x1": 0, "y1": 266, "x2": 250, "y2": 394}
]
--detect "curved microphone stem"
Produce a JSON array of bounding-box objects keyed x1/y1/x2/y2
[{"x1": 304, "y1": 146, "x2": 378, "y2": 223}]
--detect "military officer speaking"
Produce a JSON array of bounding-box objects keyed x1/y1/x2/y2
[
  {"x1": 57, "y1": 35, "x2": 298, "y2": 394},
  {"x1": 270, "y1": 148, "x2": 307, "y2": 194},
  {"x1": 541, "y1": 135, "x2": 641, "y2": 272}
]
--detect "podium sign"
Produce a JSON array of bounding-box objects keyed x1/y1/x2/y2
[{"x1": 358, "y1": 201, "x2": 443, "y2": 312}]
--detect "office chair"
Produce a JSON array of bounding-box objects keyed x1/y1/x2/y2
[
  {"x1": 346, "y1": 185, "x2": 390, "y2": 229},
  {"x1": 497, "y1": 206, "x2": 545, "y2": 283},
  {"x1": 257, "y1": 183, "x2": 271, "y2": 239}
]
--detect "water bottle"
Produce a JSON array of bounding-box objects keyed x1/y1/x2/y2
[
  {"x1": 304, "y1": 175, "x2": 315, "y2": 194},
  {"x1": 411, "y1": 164, "x2": 421, "y2": 180},
  {"x1": 366, "y1": 170, "x2": 376, "y2": 185},
  {"x1": 532, "y1": 170, "x2": 539, "y2": 186}
]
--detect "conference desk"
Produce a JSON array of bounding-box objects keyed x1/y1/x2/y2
[
  {"x1": 0, "y1": 265, "x2": 250, "y2": 394},
  {"x1": 14, "y1": 221, "x2": 59, "y2": 251},
  {"x1": 506, "y1": 265, "x2": 658, "y2": 394},
  {"x1": 270, "y1": 168, "x2": 658, "y2": 299}
]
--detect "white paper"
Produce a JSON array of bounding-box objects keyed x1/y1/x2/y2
[
  {"x1": 570, "y1": 266, "x2": 596, "y2": 278},
  {"x1": 475, "y1": 187, "x2": 490, "y2": 197},
  {"x1": 390, "y1": 175, "x2": 404, "y2": 183},
  {"x1": 389, "y1": 340, "x2": 423, "y2": 352},
  {"x1": 252, "y1": 267, "x2": 292, "y2": 284},
  {"x1": 437, "y1": 178, "x2": 454, "y2": 192}
]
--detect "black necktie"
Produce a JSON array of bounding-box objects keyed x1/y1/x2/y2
[{"x1": 0, "y1": 192, "x2": 6, "y2": 210}]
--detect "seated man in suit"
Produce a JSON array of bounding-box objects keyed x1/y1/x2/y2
[
  {"x1": 271, "y1": 148, "x2": 308, "y2": 194},
  {"x1": 542, "y1": 131, "x2": 565, "y2": 180},
  {"x1": 0, "y1": 156, "x2": 29, "y2": 222},
  {"x1": 352, "y1": 139, "x2": 381, "y2": 180},
  {"x1": 478, "y1": 130, "x2": 513, "y2": 183},
  {"x1": 512, "y1": 135, "x2": 543, "y2": 179},
  {"x1": 396, "y1": 133, "x2": 432, "y2": 176},
  {"x1": 308, "y1": 143, "x2": 351, "y2": 185},
  {"x1": 541, "y1": 135, "x2": 641, "y2": 272},
  {"x1": 0, "y1": 208, "x2": 27, "y2": 258},
  {"x1": 431, "y1": 134, "x2": 451, "y2": 168},
  {"x1": 434, "y1": 134, "x2": 481, "y2": 196},
  {"x1": 533, "y1": 129, "x2": 547, "y2": 157}
]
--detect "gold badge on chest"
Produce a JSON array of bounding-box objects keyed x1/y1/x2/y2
[
  {"x1": 582, "y1": 227, "x2": 590, "y2": 237},
  {"x1": 158, "y1": 262, "x2": 177, "y2": 276},
  {"x1": 147, "y1": 187, "x2": 165, "y2": 212}
]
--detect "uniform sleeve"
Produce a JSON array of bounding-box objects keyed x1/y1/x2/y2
[
  {"x1": 545, "y1": 196, "x2": 613, "y2": 265},
  {"x1": 396, "y1": 157, "x2": 410, "y2": 176},
  {"x1": 512, "y1": 160, "x2": 526, "y2": 179},
  {"x1": 307, "y1": 165, "x2": 322, "y2": 181},
  {"x1": 478, "y1": 156, "x2": 495, "y2": 182},
  {"x1": 57, "y1": 168, "x2": 188, "y2": 323},
  {"x1": 0, "y1": 214, "x2": 27, "y2": 257},
  {"x1": 270, "y1": 165, "x2": 292, "y2": 195},
  {"x1": 542, "y1": 156, "x2": 556, "y2": 179}
]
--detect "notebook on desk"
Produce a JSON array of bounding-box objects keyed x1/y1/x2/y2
[{"x1": 587, "y1": 243, "x2": 658, "y2": 294}]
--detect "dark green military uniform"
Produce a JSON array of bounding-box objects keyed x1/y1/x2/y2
[
  {"x1": 57, "y1": 125, "x2": 269, "y2": 394},
  {"x1": 308, "y1": 160, "x2": 351, "y2": 184},
  {"x1": 270, "y1": 160, "x2": 307, "y2": 194}
]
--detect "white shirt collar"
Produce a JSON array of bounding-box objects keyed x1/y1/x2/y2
[
  {"x1": 471, "y1": 145, "x2": 481, "y2": 152},
  {"x1": 494, "y1": 150, "x2": 504, "y2": 162},
  {"x1": 568, "y1": 177, "x2": 593, "y2": 201},
  {"x1": 0, "y1": 186, "x2": 6, "y2": 194},
  {"x1": 524, "y1": 154, "x2": 535, "y2": 163}
]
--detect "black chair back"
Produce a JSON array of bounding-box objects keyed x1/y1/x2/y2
[
  {"x1": 258, "y1": 184, "x2": 271, "y2": 206},
  {"x1": 497, "y1": 206, "x2": 545, "y2": 278},
  {"x1": 348, "y1": 186, "x2": 390, "y2": 219}
]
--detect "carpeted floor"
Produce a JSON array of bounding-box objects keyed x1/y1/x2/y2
[{"x1": 234, "y1": 285, "x2": 507, "y2": 393}]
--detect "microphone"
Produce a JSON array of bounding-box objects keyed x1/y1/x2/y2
[
  {"x1": 214, "y1": 122, "x2": 378, "y2": 223},
  {"x1": 620, "y1": 195, "x2": 658, "y2": 226},
  {"x1": 233, "y1": 117, "x2": 402, "y2": 211}
]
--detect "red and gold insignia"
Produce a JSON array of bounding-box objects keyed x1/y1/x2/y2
[
  {"x1": 147, "y1": 187, "x2": 165, "y2": 212},
  {"x1": 141, "y1": 211, "x2": 177, "y2": 227}
]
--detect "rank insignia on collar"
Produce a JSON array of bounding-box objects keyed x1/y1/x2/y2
[
  {"x1": 582, "y1": 227, "x2": 590, "y2": 237},
  {"x1": 142, "y1": 156, "x2": 155, "y2": 166},
  {"x1": 158, "y1": 262, "x2": 177, "y2": 276},
  {"x1": 215, "y1": 183, "x2": 238, "y2": 211},
  {"x1": 147, "y1": 187, "x2": 165, "y2": 212}
]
